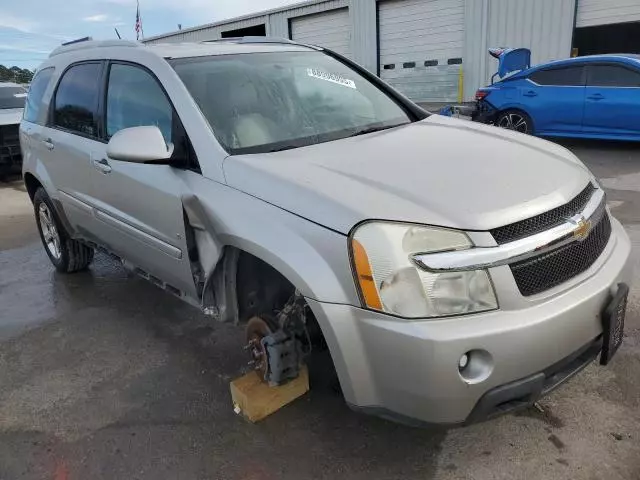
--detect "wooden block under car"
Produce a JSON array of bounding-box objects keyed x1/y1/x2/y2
[{"x1": 230, "y1": 366, "x2": 309, "y2": 423}]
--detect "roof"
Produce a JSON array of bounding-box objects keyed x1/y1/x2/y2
[
  {"x1": 147, "y1": 40, "x2": 317, "y2": 59},
  {"x1": 49, "y1": 39, "x2": 139, "y2": 58},
  {"x1": 46, "y1": 37, "x2": 319, "y2": 61},
  {"x1": 530, "y1": 54, "x2": 640, "y2": 70}
]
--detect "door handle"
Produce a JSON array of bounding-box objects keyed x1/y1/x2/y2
[
  {"x1": 42, "y1": 138, "x2": 54, "y2": 150},
  {"x1": 92, "y1": 158, "x2": 112, "y2": 174},
  {"x1": 588, "y1": 93, "x2": 604, "y2": 101},
  {"x1": 523, "y1": 91, "x2": 538, "y2": 97}
]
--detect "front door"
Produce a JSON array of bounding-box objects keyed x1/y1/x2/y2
[
  {"x1": 582, "y1": 63, "x2": 640, "y2": 137},
  {"x1": 85, "y1": 62, "x2": 198, "y2": 299}
]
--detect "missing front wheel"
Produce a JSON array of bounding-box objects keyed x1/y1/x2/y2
[{"x1": 243, "y1": 292, "x2": 310, "y2": 386}]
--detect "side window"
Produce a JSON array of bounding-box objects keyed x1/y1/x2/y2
[
  {"x1": 24, "y1": 67, "x2": 54, "y2": 124},
  {"x1": 53, "y1": 63, "x2": 102, "y2": 137},
  {"x1": 106, "y1": 63, "x2": 173, "y2": 142},
  {"x1": 529, "y1": 66, "x2": 584, "y2": 86},
  {"x1": 587, "y1": 65, "x2": 640, "y2": 87}
]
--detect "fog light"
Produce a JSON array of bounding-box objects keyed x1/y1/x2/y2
[
  {"x1": 458, "y1": 353, "x2": 469, "y2": 371},
  {"x1": 458, "y1": 349, "x2": 494, "y2": 384}
]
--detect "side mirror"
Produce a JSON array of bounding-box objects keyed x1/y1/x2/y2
[{"x1": 106, "y1": 126, "x2": 174, "y2": 163}]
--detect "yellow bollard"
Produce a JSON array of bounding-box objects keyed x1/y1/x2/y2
[{"x1": 458, "y1": 64, "x2": 464, "y2": 103}]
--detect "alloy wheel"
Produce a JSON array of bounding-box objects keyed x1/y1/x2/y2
[
  {"x1": 38, "y1": 203, "x2": 61, "y2": 260},
  {"x1": 497, "y1": 113, "x2": 529, "y2": 133}
]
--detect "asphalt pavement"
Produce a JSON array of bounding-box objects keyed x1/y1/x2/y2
[{"x1": 0, "y1": 138, "x2": 639, "y2": 480}]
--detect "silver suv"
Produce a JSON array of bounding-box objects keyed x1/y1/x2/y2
[{"x1": 21, "y1": 38, "x2": 632, "y2": 426}]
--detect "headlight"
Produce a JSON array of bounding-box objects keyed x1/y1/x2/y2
[{"x1": 350, "y1": 222, "x2": 498, "y2": 318}]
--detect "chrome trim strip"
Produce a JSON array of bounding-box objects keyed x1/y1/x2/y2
[
  {"x1": 59, "y1": 190, "x2": 182, "y2": 260},
  {"x1": 413, "y1": 189, "x2": 605, "y2": 272},
  {"x1": 94, "y1": 210, "x2": 183, "y2": 260},
  {"x1": 58, "y1": 190, "x2": 93, "y2": 215}
]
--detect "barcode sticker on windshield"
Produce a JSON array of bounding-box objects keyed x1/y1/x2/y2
[{"x1": 307, "y1": 68, "x2": 356, "y2": 89}]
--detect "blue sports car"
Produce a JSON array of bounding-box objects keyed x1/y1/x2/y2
[{"x1": 473, "y1": 49, "x2": 640, "y2": 141}]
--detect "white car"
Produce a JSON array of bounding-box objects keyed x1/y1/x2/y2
[{"x1": 0, "y1": 82, "x2": 27, "y2": 177}]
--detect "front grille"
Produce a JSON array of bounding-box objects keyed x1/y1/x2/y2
[
  {"x1": 491, "y1": 184, "x2": 595, "y2": 244},
  {"x1": 0, "y1": 124, "x2": 21, "y2": 167},
  {"x1": 510, "y1": 212, "x2": 612, "y2": 296}
]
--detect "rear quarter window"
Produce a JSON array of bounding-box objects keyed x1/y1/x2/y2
[{"x1": 24, "y1": 67, "x2": 54, "y2": 123}]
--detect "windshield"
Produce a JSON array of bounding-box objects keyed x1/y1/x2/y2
[
  {"x1": 170, "y1": 51, "x2": 413, "y2": 154},
  {"x1": 0, "y1": 86, "x2": 27, "y2": 110}
]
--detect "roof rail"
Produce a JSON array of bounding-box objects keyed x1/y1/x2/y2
[
  {"x1": 201, "y1": 36, "x2": 298, "y2": 45},
  {"x1": 49, "y1": 39, "x2": 140, "y2": 58},
  {"x1": 62, "y1": 36, "x2": 93, "y2": 46}
]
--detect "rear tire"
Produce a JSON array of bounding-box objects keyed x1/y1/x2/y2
[
  {"x1": 495, "y1": 109, "x2": 533, "y2": 135},
  {"x1": 33, "y1": 187, "x2": 94, "y2": 273}
]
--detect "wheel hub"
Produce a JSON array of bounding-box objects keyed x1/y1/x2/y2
[{"x1": 245, "y1": 316, "x2": 272, "y2": 379}]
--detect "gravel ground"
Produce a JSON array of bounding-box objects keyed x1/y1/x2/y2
[{"x1": 0, "y1": 138, "x2": 639, "y2": 480}]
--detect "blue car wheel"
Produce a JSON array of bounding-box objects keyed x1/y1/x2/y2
[{"x1": 496, "y1": 109, "x2": 533, "y2": 135}]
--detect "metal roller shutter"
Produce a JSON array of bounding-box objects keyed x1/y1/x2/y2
[
  {"x1": 378, "y1": 0, "x2": 464, "y2": 103},
  {"x1": 290, "y1": 8, "x2": 352, "y2": 58},
  {"x1": 577, "y1": 0, "x2": 640, "y2": 27}
]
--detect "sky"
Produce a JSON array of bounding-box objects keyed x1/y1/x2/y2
[{"x1": 0, "y1": 0, "x2": 301, "y2": 70}]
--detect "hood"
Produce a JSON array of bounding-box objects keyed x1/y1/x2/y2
[
  {"x1": 0, "y1": 108, "x2": 22, "y2": 126},
  {"x1": 223, "y1": 115, "x2": 592, "y2": 234}
]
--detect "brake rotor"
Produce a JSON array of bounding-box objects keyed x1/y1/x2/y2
[{"x1": 245, "y1": 316, "x2": 273, "y2": 380}]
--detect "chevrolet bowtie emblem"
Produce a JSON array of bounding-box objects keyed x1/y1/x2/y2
[{"x1": 572, "y1": 217, "x2": 592, "y2": 241}]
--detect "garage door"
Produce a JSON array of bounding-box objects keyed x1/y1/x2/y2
[
  {"x1": 378, "y1": 0, "x2": 464, "y2": 103},
  {"x1": 290, "y1": 8, "x2": 351, "y2": 58},
  {"x1": 577, "y1": 0, "x2": 640, "y2": 27}
]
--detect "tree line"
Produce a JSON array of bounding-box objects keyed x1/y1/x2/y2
[{"x1": 0, "y1": 65, "x2": 34, "y2": 84}]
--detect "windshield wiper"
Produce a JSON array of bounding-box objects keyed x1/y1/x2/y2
[
  {"x1": 260, "y1": 124, "x2": 406, "y2": 153},
  {"x1": 266, "y1": 144, "x2": 301, "y2": 153},
  {"x1": 348, "y1": 123, "x2": 407, "y2": 137}
]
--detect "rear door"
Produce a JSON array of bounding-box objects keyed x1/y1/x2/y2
[
  {"x1": 583, "y1": 63, "x2": 640, "y2": 136},
  {"x1": 522, "y1": 65, "x2": 586, "y2": 134},
  {"x1": 43, "y1": 61, "x2": 105, "y2": 232}
]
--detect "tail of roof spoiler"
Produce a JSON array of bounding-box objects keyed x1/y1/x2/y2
[{"x1": 489, "y1": 47, "x2": 531, "y2": 83}]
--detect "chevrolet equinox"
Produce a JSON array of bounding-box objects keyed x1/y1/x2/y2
[{"x1": 20, "y1": 38, "x2": 632, "y2": 425}]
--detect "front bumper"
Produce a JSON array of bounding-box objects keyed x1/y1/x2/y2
[{"x1": 307, "y1": 217, "x2": 632, "y2": 425}]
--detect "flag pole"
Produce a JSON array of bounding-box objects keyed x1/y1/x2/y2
[
  {"x1": 135, "y1": 0, "x2": 144, "y2": 41},
  {"x1": 140, "y1": 0, "x2": 144, "y2": 39}
]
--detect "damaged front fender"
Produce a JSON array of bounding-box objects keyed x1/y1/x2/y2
[{"x1": 182, "y1": 193, "x2": 240, "y2": 323}]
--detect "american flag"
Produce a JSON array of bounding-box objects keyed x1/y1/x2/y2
[{"x1": 135, "y1": 1, "x2": 143, "y2": 40}]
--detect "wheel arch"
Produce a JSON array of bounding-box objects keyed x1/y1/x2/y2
[
  {"x1": 23, "y1": 172, "x2": 43, "y2": 201},
  {"x1": 180, "y1": 185, "x2": 361, "y2": 395},
  {"x1": 23, "y1": 168, "x2": 76, "y2": 236},
  {"x1": 496, "y1": 107, "x2": 536, "y2": 133},
  {"x1": 203, "y1": 233, "x2": 346, "y2": 324}
]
